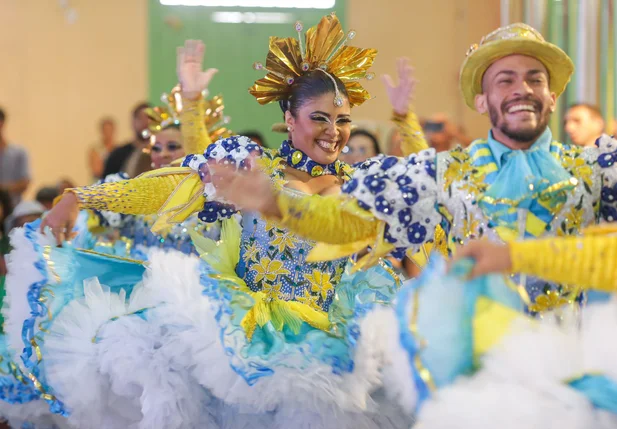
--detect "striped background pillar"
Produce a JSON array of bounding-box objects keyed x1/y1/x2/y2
[{"x1": 514, "y1": 0, "x2": 616, "y2": 140}]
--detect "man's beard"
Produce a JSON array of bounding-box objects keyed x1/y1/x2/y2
[{"x1": 488, "y1": 98, "x2": 550, "y2": 143}]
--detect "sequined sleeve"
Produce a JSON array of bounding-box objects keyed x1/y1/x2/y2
[
  {"x1": 342, "y1": 149, "x2": 441, "y2": 258},
  {"x1": 90, "y1": 172, "x2": 133, "y2": 228},
  {"x1": 596, "y1": 135, "x2": 617, "y2": 222},
  {"x1": 275, "y1": 191, "x2": 379, "y2": 244},
  {"x1": 511, "y1": 235, "x2": 617, "y2": 293},
  {"x1": 392, "y1": 111, "x2": 429, "y2": 156},
  {"x1": 180, "y1": 96, "x2": 211, "y2": 155},
  {"x1": 68, "y1": 174, "x2": 186, "y2": 215}
]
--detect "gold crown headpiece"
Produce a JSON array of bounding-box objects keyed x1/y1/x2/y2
[
  {"x1": 142, "y1": 86, "x2": 232, "y2": 144},
  {"x1": 249, "y1": 13, "x2": 377, "y2": 108}
]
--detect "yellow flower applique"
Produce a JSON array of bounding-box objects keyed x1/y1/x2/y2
[
  {"x1": 271, "y1": 230, "x2": 297, "y2": 253},
  {"x1": 304, "y1": 270, "x2": 334, "y2": 301},
  {"x1": 243, "y1": 242, "x2": 260, "y2": 263},
  {"x1": 528, "y1": 290, "x2": 569, "y2": 313},
  {"x1": 562, "y1": 153, "x2": 592, "y2": 190},
  {"x1": 252, "y1": 257, "x2": 290, "y2": 284},
  {"x1": 443, "y1": 157, "x2": 473, "y2": 190}
]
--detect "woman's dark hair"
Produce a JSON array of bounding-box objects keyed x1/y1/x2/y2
[
  {"x1": 0, "y1": 189, "x2": 12, "y2": 235},
  {"x1": 349, "y1": 129, "x2": 381, "y2": 156},
  {"x1": 279, "y1": 70, "x2": 349, "y2": 116}
]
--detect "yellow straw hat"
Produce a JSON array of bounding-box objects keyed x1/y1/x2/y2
[{"x1": 460, "y1": 23, "x2": 574, "y2": 110}]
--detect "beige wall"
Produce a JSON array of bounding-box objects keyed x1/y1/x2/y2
[
  {"x1": 0, "y1": 0, "x2": 499, "y2": 199},
  {"x1": 0, "y1": 0, "x2": 148, "y2": 196},
  {"x1": 349, "y1": 0, "x2": 500, "y2": 144}
]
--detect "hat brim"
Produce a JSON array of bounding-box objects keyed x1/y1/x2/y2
[{"x1": 460, "y1": 38, "x2": 574, "y2": 110}]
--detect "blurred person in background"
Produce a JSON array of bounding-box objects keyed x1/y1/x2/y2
[
  {"x1": 0, "y1": 190, "x2": 12, "y2": 277},
  {"x1": 5, "y1": 200, "x2": 45, "y2": 231},
  {"x1": 36, "y1": 186, "x2": 60, "y2": 210},
  {"x1": 339, "y1": 129, "x2": 381, "y2": 165},
  {"x1": 564, "y1": 103, "x2": 605, "y2": 147},
  {"x1": 422, "y1": 113, "x2": 473, "y2": 152},
  {"x1": 0, "y1": 190, "x2": 11, "y2": 378},
  {"x1": 0, "y1": 107, "x2": 30, "y2": 207},
  {"x1": 88, "y1": 116, "x2": 117, "y2": 180},
  {"x1": 102, "y1": 102, "x2": 152, "y2": 178}
]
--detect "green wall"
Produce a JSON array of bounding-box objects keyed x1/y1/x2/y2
[{"x1": 148, "y1": 0, "x2": 346, "y2": 148}]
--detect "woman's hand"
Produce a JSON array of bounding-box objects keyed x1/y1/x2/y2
[
  {"x1": 39, "y1": 193, "x2": 79, "y2": 245},
  {"x1": 177, "y1": 40, "x2": 218, "y2": 101},
  {"x1": 382, "y1": 57, "x2": 417, "y2": 117},
  {"x1": 208, "y1": 161, "x2": 281, "y2": 218}
]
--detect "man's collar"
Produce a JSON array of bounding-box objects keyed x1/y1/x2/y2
[{"x1": 487, "y1": 127, "x2": 552, "y2": 169}]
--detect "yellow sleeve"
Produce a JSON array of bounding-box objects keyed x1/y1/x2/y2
[
  {"x1": 392, "y1": 111, "x2": 429, "y2": 156},
  {"x1": 68, "y1": 174, "x2": 185, "y2": 215},
  {"x1": 180, "y1": 95, "x2": 211, "y2": 155},
  {"x1": 510, "y1": 235, "x2": 617, "y2": 293},
  {"x1": 274, "y1": 191, "x2": 379, "y2": 244}
]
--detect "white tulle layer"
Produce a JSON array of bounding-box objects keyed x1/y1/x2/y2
[
  {"x1": 121, "y1": 251, "x2": 414, "y2": 428},
  {"x1": 3, "y1": 229, "x2": 415, "y2": 429},
  {"x1": 4, "y1": 227, "x2": 56, "y2": 363},
  {"x1": 418, "y1": 298, "x2": 617, "y2": 429},
  {"x1": 3, "y1": 228, "x2": 70, "y2": 428}
]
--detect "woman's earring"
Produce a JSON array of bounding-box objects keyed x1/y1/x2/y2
[{"x1": 151, "y1": 162, "x2": 156, "y2": 168}]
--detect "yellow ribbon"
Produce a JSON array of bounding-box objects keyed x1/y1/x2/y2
[
  {"x1": 240, "y1": 293, "x2": 330, "y2": 341},
  {"x1": 307, "y1": 237, "x2": 375, "y2": 263},
  {"x1": 307, "y1": 221, "x2": 394, "y2": 272},
  {"x1": 134, "y1": 167, "x2": 205, "y2": 233}
]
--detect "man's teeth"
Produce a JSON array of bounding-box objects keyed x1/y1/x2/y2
[
  {"x1": 508, "y1": 104, "x2": 536, "y2": 113},
  {"x1": 316, "y1": 140, "x2": 337, "y2": 151}
]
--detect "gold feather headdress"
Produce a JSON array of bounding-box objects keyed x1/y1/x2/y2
[
  {"x1": 249, "y1": 13, "x2": 377, "y2": 108},
  {"x1": 142, "y1": 86, "x2": 233, "y2": 144}
]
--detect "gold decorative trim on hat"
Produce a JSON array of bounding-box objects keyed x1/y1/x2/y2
[
  {"x1": 249, "y1": 13, "x2": 377, "y2": 107},
  {"x1": 142, "y1": 86, "x2": 232, "y2": 145},
  {"x1": 460, "y1": 22, "x2": 574, "y2": 110}
]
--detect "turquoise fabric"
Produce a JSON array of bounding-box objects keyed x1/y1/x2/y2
[
  {"x1": 486, "y1": 128, "x2": 552, "y2": 169},
  {"x1": 569, "y1": 374, "x2": 617, "y2": 413},
  {"x1": 480, "y1": 129, "x2": 576, "y2": 236}
]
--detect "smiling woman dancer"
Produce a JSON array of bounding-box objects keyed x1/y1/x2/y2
[{"x1": 3, "y1": 14, "x2": 460, "y2": 429}]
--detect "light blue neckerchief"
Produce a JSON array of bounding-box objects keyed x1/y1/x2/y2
[{"x1": 478, "y1": 129, "x2": 577, "y2": 237}]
